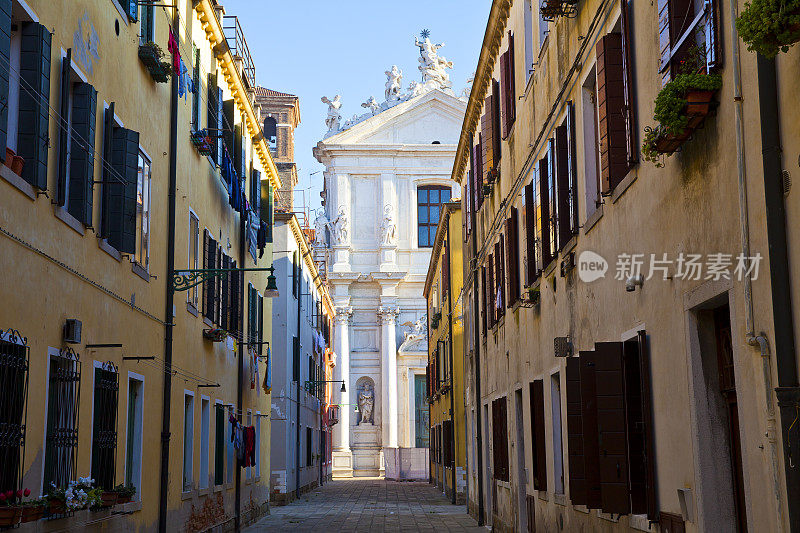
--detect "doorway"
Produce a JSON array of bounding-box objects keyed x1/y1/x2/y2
[
  {"x1": 415, "y1": 374, "x2": 429, "y2": 448},
  {"x1": 515, "y1": 389, "x2": 528, "y2": 532}
]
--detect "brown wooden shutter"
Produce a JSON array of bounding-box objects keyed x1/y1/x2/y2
[
  {"x1": 538, "y1": 155, "x2": 552, "y2": 268},
  {"x1": 597, "y1": 33, "x2": 628, "y2": 194},
  {"x1": 487, "y1": 255, "x2": 494, "y2": 328},
  {"x1": 499, "y1": 50, "x2": 509, "y2": 140},
  {"x1": 566, "y1": 357, "x2": 587, "y2": 505},
  {"x1": 621, "y1": 0, "x2": 638, "y2": 167},
  {"x1": 481, "y1": 266, "x2": 487, "y2": 337},
  {"x1": 556, "y1": 123, "x2": 571, "y2": 249},
  {"x1": 474, "y1": 136, "x2": 484, "y2": 208},
  {"x1": 594, "y1": 341, "x2": 630, "y2": 515},
  {"x1": 508, "y1": 32, "x2": 516, "y2": 125},
  {"x1": 492, "y1": 397, "x2": 509, "y2": 481},
  {"x1": 202, "y1": 231, "x2": 209, "y2": 318},
  {"x1": 524, "y1": 183, "x2": 537, "y2": 283},
  {"x1": 505, "y1": 209, "x2": 520, "y2": 307},
  {"x1": 566, "y1": 102, "x2": 579, "y2": 236},
  {"x1": 221, "y1": 255, "x2": 230, "y2": 331},
  {"x1": 481, "y1": 98, "x2": 494, "y2": 183},
  {"x1": 530, "y1": 379, "x2": 548, "y2": 491},
  {"x1": 491, "y1": 79, "x2": 502, "y2": 180},
  {"x1": 494, "y1": 240, "x2": 504, "y2": 318},
  {"x1": 579, "y1": 350, "x2": 602, "y2": 509}
]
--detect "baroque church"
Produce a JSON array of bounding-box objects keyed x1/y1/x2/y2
[{"x1": 313, "y1": 37, "x2": 467, "y2": 478}]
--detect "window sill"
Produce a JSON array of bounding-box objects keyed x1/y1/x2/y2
[
  {"x1": 116, "y1": 500, "x2": 143, "y2": 514},
  {"x1": 54, "y1": 206, "x2": 86, "y2": 236},
  {"x1": 583, "y1": 203, "x2": 604, "y2": 235},
  {"x1": 537, "y1": 490, "x2": 549, "y2": 502},
  {"x1": 213, "y1": 484, "x2": 224, "y2": 493},
  {"x1": 203, "y1": 317, "x2": 214, "y2": 328},
  {"x1": 598, "y1": 511, "x2": 619, "y2": 523},
  {"x1": 543, "y1": 258, "x2": 558, "y2": 279},
  {"x1": 574, "y1": 504, "x2": 590, "y2": 514},
  {"x1": 0, "y1": 164, "x2": 36, "y2": 201},
  {"x1": 181, "y1": 490, "x2": 193, "y2": 501},
  {"x1": 198, "y1": 487, "x2": 210, "y2": 496},
  {"x1": 187, "y1": 302, "x2": 199, "y2": 317},
  {"x1": 553, "y1": 492, "x2": 566, "y2": 506},
  {"x1": 132, "y1": 262, "x2": 150, "y2": 282},
  {"x1": 630, "y1": 514, "x2": 654, "y2": 531},
  {"x1": 494, "y1": 479, "x2": 511, "y2": 489},
  {"x1": 611, "y1": 168, "x2": 638, "y2": 204},
  {"x1": 98, "y1": 238, "x2": 122, "y2": 262}
]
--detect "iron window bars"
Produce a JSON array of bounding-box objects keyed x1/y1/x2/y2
[
  {"x1": 0, "y1": 329, "x2": 29, "y2": 495},
  {"x1": 43, "y1": 346, "x2": 81, "y2": 492},
  {"x1": 91, "y1": 362, "x2": 119, "y2": 490}
]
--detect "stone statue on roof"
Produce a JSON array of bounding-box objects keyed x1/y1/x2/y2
[
  {"x1": 414, "y1": 36, "x2": 453, "y2": 90},
  {"x1": 321, "y1": 95, "x2": 342, "y2": 132},
  {"x1": 384, "y1": 65, "x2": 403, "y2": 101}
]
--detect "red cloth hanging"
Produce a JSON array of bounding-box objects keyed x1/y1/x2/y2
[
  {"x1": 244, "y1": 426, "x2": 256, "y2": 467},
  {"x1": 167, "y1": 30, "x2": 181, "y2": 75}
]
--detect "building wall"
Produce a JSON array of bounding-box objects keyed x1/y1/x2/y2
[
  {"x1": 458, "y1": 0, "x2": 794, "y2": 532},
  {"x1": 0, "y1": 0, "x2": 278, "y2": 530}
]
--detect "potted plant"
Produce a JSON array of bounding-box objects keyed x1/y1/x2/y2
[
  {"x1": 98, "y1": 489, "x2": 118, "y2": 508},
  {"x1": 431, "y1": 311, "x2": 442, "y2": 329},
  {"x1": 113, "y1": 483, "x2": 136, "y2": 504},
  {"x1": 641, "y1": 48, "x2": 722, "y2": 166},
  {"x1": 138, "y1": 41, "x2": 164, "y2": 69},
  {"x1": 737, "y1": 0, "x2": 800, "y2": 58},
  {"x1": 19, "y1": 490, "x2": 47, "y2": 523},
  {"x1": 526, "y1": 285, "x2": 541, "y2": 306},
  {"x1": 0, "y1": 490, "x2": 23, "y2": 527}
]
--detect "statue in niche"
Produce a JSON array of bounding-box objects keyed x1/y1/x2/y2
[
  {"x1": 357, "y1": 381, "x2": 375, "y2": 425},
  {"x1": 379, "y1": 205, "x2": 396, "y2": 245},
  {"x1": 331, "y1": 206, "x2": 349, "y2": 245},
  {"x1": 321, "y1": 95, "x2": 342, "y2": 132},
  {"x1": 313, "y1": 210, "x2": 329, "y2": 247},
  {"x1": 384, "y1": 65, "x2": 403, "y2": 101}
]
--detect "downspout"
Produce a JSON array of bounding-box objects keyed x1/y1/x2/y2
[
  {"x1": 234, "y1": 185, "x2": 245, "y2": 530},
  {"x1": 157, "y1": 6, "x2": 179, "y2": 532},
  {"x1": 295, "y1": 258, "x2": 302, "y2": 500},
  {"x1": 756, "y1": 53, "x2": 800, "y2": 531},
  {"x1": 446, "y1": 221, "x2": 457, "y2": 505},
  {"x1": 727, "y1": 0, "x2": 784, "y2": 521},
  {"x1": 470, "y1": 199, "x2": 484, "y2": 525}
]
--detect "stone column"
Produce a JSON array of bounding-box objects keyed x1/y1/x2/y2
[
  {"x1": 332, "y1": 305, "x2": 353, "y2": 477},
  {"x1": 378, "y1": 305, "x2": 400, "y2": 448}
]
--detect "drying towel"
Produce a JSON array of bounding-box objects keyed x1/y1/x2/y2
[
  {"x1": 244, "y1": 426, "x2": 256, "y2": 468},
  {"x1": 167, "y1": 30, "x2": 180, "y2": 75}
]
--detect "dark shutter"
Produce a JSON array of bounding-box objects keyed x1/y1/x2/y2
[
  {"x1": 530, "y1": 380, "x2": 548, "y2": 491},
  {"x1": 215, "y1": 243, "x2": 223, "y2": 324},
  {"x1": 258, "y1": 293, "x2": 264, "y2": 355},
  {"x1": 221, "y1": 255, "x2": 230, "y2": 331},
  {"x1": 68, "y1": 83, "x2": 97, "y2": 226},
  {"x1": 127, "y1": 0, "x2": 138, "y2": 21},
  {"x1": 56, "y1": 50, "x2": 71, "y2": 206},
  {"x1": 547, "y1": 139, "x2": 558, "y2": 259},
  {"x1": 487, "y1": 254, "x2": 494, "y2": 328},
  {"x1": 251, "y1": 168, "x2": 261, "y2": 213},
  {"x1": 442, "y1": 241, "x2": 450, "y2": 295},
  {"x1": 492, "y1": 397, "x2": 509, "y2": 481},
  {"x1": 505, "y1": 210, "x2": 519, "y2": 307},
  {"x1": 565, "y1": 102, "x2": 579, "y2": 236},
  {"x1": 594, "y1": 341, "x2": 630, "y2": 515},
  {"x1": 223, "y1": 99, "x2": 235, "y2": 158},
  {"x1": 233, "y1": 123, "x2": 243, "y2": 178},
  {"x1": 566, "y1": 357, "x2": 587, "y2": 505},
  {"x1": 538, "y1": 155, "x2": 552, "y2": 268},
  {"x1": 508, "y1": 32, "x2": 516, "y2": 125},
  {"x1": 202, "y1": 231, "x2": 210, "y2": 319},
  {"x1": 597, "y1": 33, "x2": 629, "y2": 193},
  {"x1": 192, "y1": 47, "x2": 200, "y2": 131},
  {"x1": 579, "y1": 350, "x2": 602, "y2": 509},
  {"x1": 109, "y1": 127, "x2": 139, "y2": 253},
  {"x1": 524, "y1": 183, "x2": 536, "y2": 282},
  {"x1": 481, "y1": 267, "x2": 487, "y2": 337},
  {"x1": 491, "y1": 79, "x2": 501, "y2": 171},
  {"x1": 620, "y1": 0, "x2": 638, "y2": 167},
  {"x1": 473, "y1": 137, "x2": 483, "y2": 208},
  {"x1": 292, "y1": 336, "x2": 299, "y2": 381},
  {"x1": 555, "y1": 122, "x2": 569, "y2": 249},
  {"x1": 0, "y1": 0, "x2": 10, "y2": 159},
  {"x1": 659, "y1": 512, "x2": 686, "y2": 533},
  {"x1": 481, "y1": 97, "x2": 494, "y2": 184},
  {"x1": 216, "y1": 86, "x2": 223, "y2": 165},
  {"x1": 140, "y1": 3, "x2": 154, "y2": 42},
  {"x1": 101, "y1": 103, "x2": 115, "y2": 237},
  {"x1": 207, "y1": 73, "x2": 217, "y2": 158},
  {"x1": 18, "y1": 22, "x2": 51, "y2": 189},
  {"x1": 263, "y1": 180, "x2": 274, "y2": 243},
  {"x1": 499, "y1": 50, "x2": 509, "y2": 140}
]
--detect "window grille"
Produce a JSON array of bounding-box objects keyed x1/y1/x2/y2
[
  {"x1": 91, "y1": 362, "x2": 119, "y2": 490},
  {"x1": 0, "y1": 329, "x2": 29, "y2": 495},
  {"x1": 43, "y1": 347, "x2": 81, "y2": 491}
]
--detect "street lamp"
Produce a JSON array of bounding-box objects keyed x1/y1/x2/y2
[{"x1": 264, "y1": 269, "x2": 279, "y2": 298}]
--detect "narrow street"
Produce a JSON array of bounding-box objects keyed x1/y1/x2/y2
[{"x1": 246, "y1": 478, "x2": 484, "y2": 532}]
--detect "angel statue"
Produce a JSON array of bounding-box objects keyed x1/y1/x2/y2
[
  {"x1": 384, "y1": 65, "x2": 403, "y2": 101},
  {"x1": 414, "y1": 36, "x2": 453, "y2": 89},
  {"x1": 361, "y1": 96, "x2": 381, "y2": 115},
  {"x1": 321, "y1": 95, "x2": 342, "y2": 132}
]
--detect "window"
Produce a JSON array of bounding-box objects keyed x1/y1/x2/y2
[
  {"x1": 138, "y1": 1, "x2": 154, "y2": 42},
  {"x1": 551, "y1": 373, "x2": 564, "y2": 494},
  {"x1": 245, "y1": 411, "x2": 252, "y2": 480},
  {"x1": 658, "y1": 0, "x2": 719, "y2": 85},
  {"x1": 538, "y1": 0, "x2": 549, "y2": 49},
  {"x1": 199, "y1": 398, "x2": 210, "y2": 489},
  {"x1": 0, "y1": 332, "x2": 29, "y2": 495},
  {"x1": 102, "y1": 105, "x2": 140, "y2": 254},
  {"x1": 581, "y1": 67, "x2": 601, "y2": 220},
  {"x1": 214, "y1": 403, "x2": 225, "y2": 486},
  {"x1": 555, "y1": 103, "x2": 579, "y2": 248},
  {"x1": 134, "y1": 151, "x2": 151, "y2": 269},
  {"x1": 43, "y1": 348, "x2": 81, "y2": 491},
  {"x1": 124, "y1": 376, "x2": 143, "y2": 497},
  {"x1": 226, "y1": 405, "x2": 234, "y2": 483},
  {"x1": 529, "y1": 379, "x2": 547, "y2": 491},
  {"x1": 523, "y1": 0, "x2": 535, "y2": 82},
  {"x1": 191, "y1": 46, "x2": 200, "y2": 131},
  {"x1": 248, "y1": 284, "x2": 263, "y2": 351},
  {"x1": 499, "y1": 33, "x2": 516, "y2": 139},
  {"x1": 57, "y1": 51, "x2": 97, "y2": 226},
  {"x1": 255, "y1": 414, "x2": 261, "y2": 478},
  {"x1": 91, "y1": 363, "x2": 119, "y2": 490},
  {"x1": 183, "y1": 393, "x2": 194, "y2": 491},
  {"x1": 417, "y1": 185, "x2": 451, "y2": 247},
  {"x1": 480, "y1": 81, "x2": 501, "y2": 184},
  {"x1": 491, "y1": 397, "x2": 509, "y2": 481},
  {"x1": 504, "y1": 208, "x2": 520, "y2": 306},
  {"x1": 264, "y1": 116, "x2": 277, "y2": 151},
  {"x1": 5, "y1": 13, "x2": 51, "y2": 190},
  {"x1": 188, "y1": 213, "x2": 199, "y2": 307},
  {"x1": 442, "y1": 419, "x2": 454, "y2": 468},
  {"x1": 306, "y1": 427, "x2": 313, "y2": 467}
]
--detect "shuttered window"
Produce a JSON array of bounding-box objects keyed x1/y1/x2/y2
[
  {"x1": 579, "y1": 349, "x2": 602, "y2": 508},
  {"x1": 492, "y1": 397, "x2": 509, "y2": 481},
  {"x1": 139, "y1": 1, "x2": 154, "y2": 42},
  {"x1": 524, "y1": 182, "x2": 537, "y2": 284},
  {"x1": 442, "y1": 419, "x2": 454, "y2": 467},
  {"x1": 481, "y1": 266, "x2": 487, "y2": 337},
  {"x1": 17, "y1": 22, "x2": 51, "y2": 190},
  {"x1": 207, "y1": 74, "x2": 222, "y2": 164},
  {"x1": 230, "y1": 259, "x2": 240, "y2": 336},
  {"x1": 658, "y1": 0, "x2": 719, "y2": 85},
  {"x1": 494, "y1": 239, "x2": 505, "y2": 319},
  {"x1": 499, "y1": 32, "x2": 516, "y2": 139},
  {"x1": 566, "y1": 357, "x2": 586, "y2": 504},
  {"x1": 472, "y1": 137, "x2": 484, "y2": 209},
  {"x1": 481, "y1": 80, "x2": 501, "y2": 185},
  {"x1": 91, "y1": 365, "x2": 119, "y2": 490},
  {"x1": 223, "y1": 99, "x2": 235, "y2": 159},
  {"x1": 486, "y1": 254, "x2": 494, "y2": 329},
  {"x1": 251, "y1": 168, "x2": 261, "y2": 213},
  {"x1": 505, "y1": 210, "x2": 520, "y2": 307},
  {"x1": 530, "y1": 380, "x2": 547, "y2": 491},
  {"x1": 203, "y1": 231, "x2": 217, "y2": 322},
  {"x1": 537, "y1": 154, "x2": 553, "y2": 269},
  {"x1": 221, "y1": 255, "x2": 230, "y2": 331},
  {"x1": 546, "y1": 139, "x2": 558, "y2": 260},
  {"x1": 108, "y1": 127, "x2": 139, "y2": 253},
  {"x1": 442, "y1": 240, "x2": 450, "y2": 297},
  {"x1": 556, "y1": 102, "x2": 579, "y2": 246},
  {"x1": 67, "y1": 82, "x2": 97, "y2": 227},
  {"x1": 0, "y1": 0, "x2": 10, "y2": 160},
  {"x1": 192, "y1": 46, "x2": 200, "y2": 131}
]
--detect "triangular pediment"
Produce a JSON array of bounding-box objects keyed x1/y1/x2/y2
[{"x1": 322, "y1": 90, "x2": 466, "y2": 146}]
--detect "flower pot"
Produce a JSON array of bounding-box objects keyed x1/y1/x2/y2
[
  {"x1": 5, "y1": 146, "x2": 15, "y2": 167},
  {"x1": 685, "y1": 90, "x2": 716, "y2": 117},
  {"x1": 11, "y1": 154, "x2": 24, "y2": 175},
  {"x1": 21, "y1": 505, "x2": 46, "y2": 523},
  {"x1": 0, "y1": 506, "x2": 22, "y2": 527},
  {"x1": 138, "y1": 44, "x2": 161, "y2": 69},
  {"x1": 48, "y1": 498, "x2": 66, "y2": 515},
  {"x1": 99, "y1": 491, "x2": 118, "y2": 508},
  {"x1": 653, "y1": 129, "x2": 692, "y2": 154},
  {"x1": 117, "y1": 494, "x2": 132, "y2": 504}
]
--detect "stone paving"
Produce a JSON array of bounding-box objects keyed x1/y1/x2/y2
[{"x1": 245, "y1": 478, "x2": 485, "y2": 532}]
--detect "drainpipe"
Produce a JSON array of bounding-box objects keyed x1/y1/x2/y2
[
  {"x1": 234, "y1": 184, "x2": 245, "y2": 530},
  {"x1": 157, "y1": 6, "x2": 179, "y2": 532},
  {"x1": 295, "y1": 257, "x2": 302, "y2": 501},
  {"x1": 470, "y1": 198, "x2": 484, "y2": 525},
  {"x1": 446, "y1": 221, "x2": 457, "y2": 505},
  {"x1": 756, "y1": 53, "x2": 800, "y2": 532},
  {"x1": 727, "y1": 0, "x2": 784, "y2": 522}
]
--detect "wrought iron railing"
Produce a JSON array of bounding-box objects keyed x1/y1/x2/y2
[
  {"x1": 0, "y1": 329, "x2": 29, "y2": 495},
  {"x1": 43, "y1": 347, "x2": 81, "y2": 492},
  {"x1": 91, "y1": 362, "x2": 119, "y2": 490},
  {"x1": 222, "y1": 16, "x2": 256, "y2": 89}
]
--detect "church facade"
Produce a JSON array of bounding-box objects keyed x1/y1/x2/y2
[{"x1": 313, "y1": 41, "x2": 467, "y2": 477}]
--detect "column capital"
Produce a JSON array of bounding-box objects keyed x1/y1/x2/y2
[
  {"x1": 334, "y1": 306, "x2": 353, "y2": 324},
  {"x1": 377, "y1": 305, "x2": 400, "y2": 325}
]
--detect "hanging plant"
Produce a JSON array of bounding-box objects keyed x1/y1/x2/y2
[
  {"x1": 641, "y1": 48, "x2": 722, "y2": 166},
  {"x1": 736, "y1": 0, "x2": 800, "y2": 58}
]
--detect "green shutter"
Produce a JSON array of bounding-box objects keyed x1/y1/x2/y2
[
  {"x1": 0, "y1": 0, "x2": 10, "y2": 158},
  {"x1": 18, "y1": 22, "x2": 51, "y2": 190},
  {"x1": 214, "y1": 405, "x2": 224, "y2": 485},
  {"x1": 223, "y1": 99, "x2": 235, "y2": 157},
  {"x1": 258, "y1": 294, "x2": 264, "y2": 355},
  {"x1": 127, "y1": 0, "x2": 138, "y2": 22},
  {"x1": 109, "y1": 127, "x2": 139, "y2": 253},
  {"x1": 56, "y1": 50, "x2": 71, "y2": 206},
  {"x1": 192, "y1": 46, "x2": 199, "y2": 131},
  {"x1": 216, "y1": 87, "x2": 223, "y2": 165},
  {"x1": 101, "y1": 103, "x2": 115, "y2": 237},
  {"x1": 68, "y1": 82, "x2": 97, "y2": 226},
  {"x1": 264, "y1": 181, "x2": 273, "y2": 243},
  {"x1": 207, "y1": 74, "x2": 217, "y2": 161},
  {"x1": 233, "y1": 124, "x2": 243, "y2": 177}
]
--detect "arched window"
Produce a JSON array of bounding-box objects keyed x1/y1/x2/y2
[
  {"x1": 417, "y1": 185, "x2": 452, "y2": 247},
  {"x1": 263, "y1": 116, "x2": 277, "y2": 149}
]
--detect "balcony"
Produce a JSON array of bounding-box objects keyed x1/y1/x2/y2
[{"x1": 222, "y1": 16, "x2": 256, "y2": 89}]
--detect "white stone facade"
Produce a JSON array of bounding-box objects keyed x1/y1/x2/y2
[{"x1": 313, "y1": 89, "x2": 466, "y2": 477}]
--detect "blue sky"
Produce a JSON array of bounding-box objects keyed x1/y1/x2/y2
[{"x1": 221, "y1": 0, "x2": 491, "y2": 214}]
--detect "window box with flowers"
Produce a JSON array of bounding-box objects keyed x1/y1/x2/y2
[
  {"x1": 0, "y1": 490, "x2": 23, "y2": 527},
  {"x1": 737, "y1": 0, "x2": 800, "y2": 58},
  {"x1": 113, "y1": 483, "x2": 136, "y2": 504},
  {"x1": 47, "y1": 477, "x2": 102, "y2": 516},
  {"x1": 138, "y1": 42, "x2": 172, "y2": 83},
  {"x1": 191, "y1": 129, "x2": 215, "y2": 156},
  {"x1": 431, "y1": 311, "x2": 442, "y2": 329}
]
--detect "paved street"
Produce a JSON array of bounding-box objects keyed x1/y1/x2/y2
[{"x1": 246, "y1": 478, "x2": 484, "y2": 532}]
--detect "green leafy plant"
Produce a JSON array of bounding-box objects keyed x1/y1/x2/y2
[
  {"x1": 736, "y1": 0, "x2": 800, "y2": 58},
  {"x1": 526, "y1": 285, "x2": 541, "y2": 305}
]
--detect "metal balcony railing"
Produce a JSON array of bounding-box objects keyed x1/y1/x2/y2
[{"x1": 222, "y1": 16, "x2": 256, "y2": 89}]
